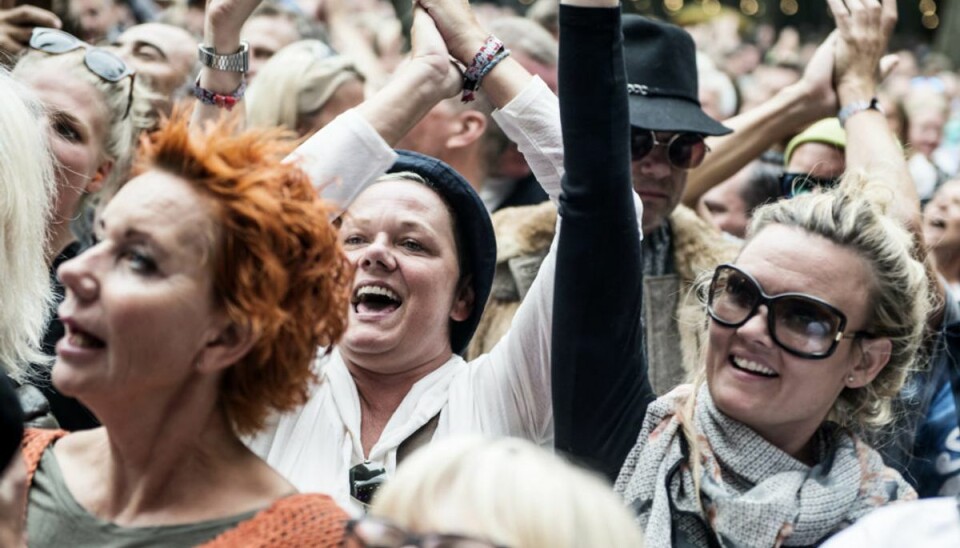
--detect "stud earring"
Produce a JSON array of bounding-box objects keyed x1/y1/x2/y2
[{"x1": 847, "y1": 375, "x2": 855, "y2": 383}]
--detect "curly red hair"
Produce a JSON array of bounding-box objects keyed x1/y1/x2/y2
[{"x1": 131, "y1": 109, "x2": 352, "y2": 435}]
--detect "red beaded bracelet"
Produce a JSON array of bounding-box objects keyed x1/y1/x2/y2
[{"x1": 193, "y1": 76, "x2": 247, "y2": 111}]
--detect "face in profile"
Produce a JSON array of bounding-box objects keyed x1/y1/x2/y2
[
  {"x1": 704, "y1": 224, "x2": 884, "y2": 456},
  {"x1": 54, "y1": 171, "x2": 224, "y2": 406},
  {"x1": 338, "y1": 179, "x2": 472, "y2": 373},
  {"x1": 699, "y1": 163, "x2": 751, "y2": 239}
]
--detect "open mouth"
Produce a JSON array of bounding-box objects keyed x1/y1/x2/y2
[
  {"x1": 730, "y1": 356, "x2": 778, "y2": 378},
  {"x1": 352, "y1": 284, "x2": 403, "y2": 315},
  {"x1": 929, "y1": 217, "x2": 946, "y2": 230},
  {"x1": 65, "y1": 323, "x2": 106, "y2": 349}
]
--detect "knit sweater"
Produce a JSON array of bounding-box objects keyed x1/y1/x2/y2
[{"x1": 21, "y1": 429, "x2": 347, "y2": 547}]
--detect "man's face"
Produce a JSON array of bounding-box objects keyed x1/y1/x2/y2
[
  {"x1": 786, "y1": 142, "x2": 845, "y2": 179},
  {"x1": 241, "y1": 15, "x2": 301, "y2": 80},
  {"x1": 631, "y1": 130, "x2": 690, "y2": 235},
  {"x1": 111, "y1": 24, "x2": 196, "y2": 97},
  {"x1": 68, "y1": 0, "x2": 117, "y2": 44}
]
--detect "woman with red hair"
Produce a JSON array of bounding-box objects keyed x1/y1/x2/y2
[{"x1": 20, "y1": 110, "x2": 353, "y2": 546}]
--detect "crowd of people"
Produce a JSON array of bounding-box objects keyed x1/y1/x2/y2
[{"x1": 1, "y1": 0, "x2": 959, "y2": 545}]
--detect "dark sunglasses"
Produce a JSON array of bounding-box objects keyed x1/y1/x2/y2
[
  {"x1": 344, "y1": 517, "x2": 509, "y2": 548},
  {"x1": 29, "y1": 27, "x2": 135, "y2": 119},
  {"x1": 707, "y1": 264, "x2": 871, "y2": 359},
  {"x1": 778, "y1": 172, "x2": 840, "y2": 199},
  {"x1": 350, "y1": 462, "x2": 387, "y2": 508},
  {"x1": 630, "y1": 128, "x2": 709, "y2": 170}
]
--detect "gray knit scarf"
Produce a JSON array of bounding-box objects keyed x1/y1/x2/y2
[{"x1": 615, "y1": 385, "x2": 915, "y2": 548}]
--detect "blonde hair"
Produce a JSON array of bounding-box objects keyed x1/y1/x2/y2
[
  {"x1": 372, "y1": 437, "x2": 645, "y2": 548},
  {"x1": 246, "y1": 42, "x2": 362, "y2": 136},
  {"x1": 0, "y1": 69, "x2": 56, "y2": 375},
  {"x1": 14, "y1": 48, "x2": 153, "y2": 199},
  {"x1": 678, "y1": 174, "x2": 934, "y2": 503}
]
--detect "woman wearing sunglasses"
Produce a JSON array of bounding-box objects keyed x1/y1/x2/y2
[
  {"x1": 12, "y1": 26, "x2": 151, "y2": 431},
  {"x1": 552, "y1": 0, "x2": 932, "y2": 546}
]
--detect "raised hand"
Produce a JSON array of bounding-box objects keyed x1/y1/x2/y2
[
  {"x1": 416, "y1": 0, "x2": 487, "y2": 65},
  {"x1": 826, "y1": 0, "x2": 897, "y2": 99},
  {"x1": 408, "y1": 4, "x2": 461, "y2": 102},
  {"x1": 203, "y1": 0, "x2": 262, "y2": 51},
  {"x1": 0, "y1": 5, "x2": 61, "y2": 60}
]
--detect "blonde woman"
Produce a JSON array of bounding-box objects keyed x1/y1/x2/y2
[
  {"x1": 355, "y1": 437, "x2": 644, "y2": 548},
  {"x1": 0, "y1": 69, "x2": 55, "y2": 375},
  {"x1": 246, "y1": 40, "x2": 364, "y2": 137},
  {"x1": 551, "y1": 0, "x2": 930, "y2": 546}
]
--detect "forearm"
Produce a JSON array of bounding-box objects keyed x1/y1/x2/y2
[
  {"x1": 838, "y1": 80, "x2": 920, "y2": 231},
  {"x1": 191, "y1": 21, "x2": 246, "y2": 130},
  {"x1": 552, "y1": 2, "x2": 651, "y2": 482},
  {"x1": 683, "y1": 81, "x2": 827, "y2": 207},
  {"x1": 354, "y1": 63, "x2": 448, "y2": 146}
]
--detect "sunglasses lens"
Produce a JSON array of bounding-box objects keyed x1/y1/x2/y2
[
  {"x1": 771, "y1": 297, "x2": 843, "y2": 356},
  {"x1": 30, "y1": 28, "x2": 81, "y2": 54},
  {"x1": 85, "y1": 49, "x2": 131, "y2": 81},
  {"x1": 668, "y1": 134, "x2": 707, "y2": 169},
  {"x1": 708, "y1": 267, "x2": 758, "y2": 325},
  {"x1": 630, "y1": 130, "x2": 655, "y2": 160}
]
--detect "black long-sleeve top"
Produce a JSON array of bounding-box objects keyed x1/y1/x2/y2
[{"x1": 552, "y1": 5, "x2": 655, "y2": 483}]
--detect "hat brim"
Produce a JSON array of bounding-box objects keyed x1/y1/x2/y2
[{"x1": 629, "y1": 96, "x2": 732, "y2": 136}]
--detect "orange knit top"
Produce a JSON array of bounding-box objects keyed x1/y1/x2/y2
[{"x1": 21, "y1": 428, "x2": 347, "y2": 547}]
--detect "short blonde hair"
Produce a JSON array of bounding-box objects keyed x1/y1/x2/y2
[
  {"x1": 246, "y1": 42, "x2": 362, "y2": 135},
  {"x1": 0, "y1": 69, "x2": 56, "y2": 375},
  {"x1": 372, "y1": 437, "x2": 645, "y2": 548}
]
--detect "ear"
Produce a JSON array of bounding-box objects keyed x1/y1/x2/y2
[
  {"x1": 196, "y1": 319, "x2": 257, "y2": 375},
  {"x1": 846, "y1": 337, "x2": 893, "y2": 388},
  {"x1": 445, "y1": 110, "x2": 487, "y2": 150},
  {"x1": 450, "y1": 276, "x2": 475, "y2": 322},
  {"x1": 86, "y1": 160, "x2": 114, "y2": 194}
]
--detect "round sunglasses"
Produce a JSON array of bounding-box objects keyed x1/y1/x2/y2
[
  {"x1": 707, "y1": 264, "x2": 872, "y2": 359},
  {"x1": 29, "y1": 27, "x2": 135, "y2": 119},
  {"x1": 630, "y1": 128, "x2": 709, "y2": 170}
]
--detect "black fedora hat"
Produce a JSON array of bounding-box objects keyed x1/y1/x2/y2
[
  {"x1": 623, "y1": 15, "x2": 732, "y2": 136},
  {"x1": 387, "y1": 150, "x2": 496, "y2": 356}
]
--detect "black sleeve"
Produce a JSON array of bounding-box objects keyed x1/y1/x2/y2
[{"x1": 552, "y1": 4, "x2": 655, "y2": 483}]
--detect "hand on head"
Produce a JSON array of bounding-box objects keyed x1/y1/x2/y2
[{"x1": 0, "y1": 4, "x2": 61, "y2": 58}]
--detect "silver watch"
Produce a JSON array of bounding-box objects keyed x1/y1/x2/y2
[{"x1": 197, "y1": 41, "x2": 249, "y2": 73}]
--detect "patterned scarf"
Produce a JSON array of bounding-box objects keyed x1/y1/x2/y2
[{"x1": 615, "y1": 385, "x2": 915, "y2": 547}]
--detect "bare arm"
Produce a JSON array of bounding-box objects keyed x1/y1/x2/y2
[{"x1": 682, "y1": 34, "x2": 838, "y2": 207}]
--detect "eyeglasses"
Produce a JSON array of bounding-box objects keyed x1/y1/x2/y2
[
  {"x1": 707, "y1": 264, "x2": 871, "y2": 359},
  {"x1": 344, "y1": 517, "x2": 509, "y2": 548},
  {"x1": 778, "y1": 172, "x2": 841, "y2": 199},
  {"x1": 350, "y1": 462, "x2": 387, "y2": 508},
  {"x1": 29, "y1": 27, "x2": 136, "y2": 119},
  {"x1": 630, "y1": 128, "x2": 709, "y2": 169}
]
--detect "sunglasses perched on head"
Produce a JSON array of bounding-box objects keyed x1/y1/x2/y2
[
  {"x1": 707, "y1": 264, "x2": 872, "y2": 359},
  {"x1": 778, "y1": 172, "x2": 841, "y2": 199},
  {"x1": 344, "y1": 517, "x2": 508, "y2": 548},
  {"x1": 29, "y1": 27, "x2": 136, "y2": 119},
  {"x1": 630, "y1": 128, "x2": 708, "y2": 169}
]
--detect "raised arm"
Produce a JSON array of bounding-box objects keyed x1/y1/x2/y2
[
  {"x1": 681, "y1": 33, "x2": 838, "y2": 208},
  {"x1": 552, "y1": 0, "x2": 652, "y2": 482},
  {"x1": 829, "y1": 0, "x2": 919, "y2": 231}
]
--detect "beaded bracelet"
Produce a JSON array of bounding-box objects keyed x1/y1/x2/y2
[
  {"x1": 461, "y1": 35, "x2": 510, "y2": 103},
  {"x1": 193, "y1": 76, "x2": 247, "y2": 111}
]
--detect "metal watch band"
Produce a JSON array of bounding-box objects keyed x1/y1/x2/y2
[
  {"x1": 197, "y1": 41, "x2": 249, "y2": 73},
  {"x1": 838, "y1": 97, "x2": 883, "y2": 128}
]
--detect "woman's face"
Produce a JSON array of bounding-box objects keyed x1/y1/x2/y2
[
  {"x1": 20, "y1": 68, "x2": 111, "y2": 236},
  {"x1": 705, "y1": 225, "x2": 879, "y2": 454},
  {"x1": 53, "y1": 171, "x2": 223, "y2": 406},
  {"x1": 923, "y1": 180, "x2": 960, "y2": 253},
  {"x1": 338, "y1": 180, "x2": 471, "y2": 373},
  {"x1": 908, "y1": 109, "x2": 945, "y2": 159}
]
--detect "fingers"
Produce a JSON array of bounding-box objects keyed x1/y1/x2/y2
[
  {"x1": 880, "y1": 53, "x2": 899, "y2": 80},
  {"x1": 4, "y1": 5, "x2": 61, "y2": 28}
]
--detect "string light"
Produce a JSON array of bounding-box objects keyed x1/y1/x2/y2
[
  {"x1": 664, "y1": 0, "x2": 684, "y2": 13},
  {"x1": 780, "y1": 0, "x2": 798, "y2": 16},
  {"x1": 740, "y1": 0, "x2": 759, "y2": 16}
]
